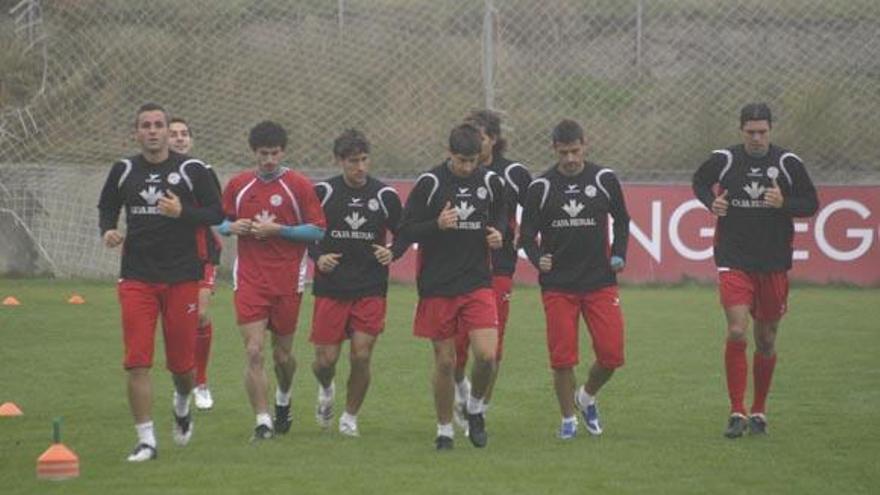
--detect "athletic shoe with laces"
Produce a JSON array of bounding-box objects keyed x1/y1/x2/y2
[
  {"x1": 172, "y1": 410, "x2": 193, "y2": 446},
  {"x1": 558, "y1": 420, "x2": 578, "y2": 440},
  {"x1": 251, "y1": 424, "x2": 275, "y2": 442},
  {"x1": 466, "y1": 413, "x2": 488, "y2": 448},
  {"x1": 274, "y1": 404, "x2": 292, "y2": 434},
  {"x1": 575, "y1": 393, "x2": 603, "y2": 436},
  {"x1": 724, "y1": 413, "x2": 748, "y2": 438},
  {"x1": 315, "y1": 384, "x2": 335, "y2": 428},
  {"x1": 126, "y1": 443, "x2": 157, "y2": 462},
  {"x1": 193, "y1": 385, "x2": 214, "y2": 410},
  {"x1": 748, "y1": 413, "x2": 768, "y2": 435},
  {"x1": 435, "y1": 435, "x2": 454, "y2": 451},
  {"x1": 338, "y1": 418, "x2": 360, "y2": 437}
]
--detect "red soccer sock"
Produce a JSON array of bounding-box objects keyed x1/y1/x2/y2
[
  {"x1": 751, "y1": 352, "x2": 777, "y2": 415},
  {"x1": 195, "y1": 322, "x2": 213, "y2": 385},
  {"x1": 725, "y1": 340, "x2": 748, "y2": 415}
]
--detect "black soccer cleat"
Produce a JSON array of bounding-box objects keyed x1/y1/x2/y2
[
  {"x1": 435, "y1": 435, "x2": 454, "y2": 451},
  {"x1": 274, "y1": 404, "x2": 292, "y2": 434},
  {"x1": 467, "y1": 412, "x2": 488, "y2": 448},
  {"x1": 748, "y1": 414, "x2": 768, "y2": 435},
  {"x1": 724, "y1": 414, "x2": 748, "y2": 439},
  {"x1": 251, "y1": 424, "x2": 275, "y2": 442}
]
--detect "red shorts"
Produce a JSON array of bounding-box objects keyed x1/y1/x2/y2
[
  {"x1": 234, "y1": 286, "x2": 303, "y2": 336},
  {"x1": 310, "y1": 296, "x2": 386, "y2": 345},
  {"x1": 414, "y1": 287, "x2": 498, "y2": 341},
  {"x1": 118, "y1": 279, "x2": 199, "y2": 373},
  {"x1": 542, "y1": 286, "x2": 625, "y2": 369},
  {"x1": 454, "y1": 275, "x2": 512, "y2": 367},
  {"x1": 199, "y1": 264, "x2": 217, "y2": 291},
  {"x1": 718, "y1": 269, "x2": 789, "y2": 322}
]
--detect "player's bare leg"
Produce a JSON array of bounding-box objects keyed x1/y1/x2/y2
[
  {"x1": 723, "y1": 304, "x2": 751, "y2": 438},
  {"x1": 340, "y1": 331, "x2": 377, "y2": 436},
  {"x1": 432, "y1": 337, "x2": 457, "y2": 449},
  {"x1": 271, "y1": 332, "x2": 296, "y2": 434},
  {"x1": 466, "y1": 327, "x2": 498, "y2": 447},
  {"x1": 552, "y1": 367, "x2": 577, "y2": 418},
  {"x1": 126, "y1": 367, "x2": 158, "y2": 461},
  {"x1": 239, "y1": 320, "x2": 273, "y2": 439},
  {"x1": 750, "y1": 319, "x2": 779, "y2": 435},
  {"x1": 194, "y1": 287, "x2": 214, "y2": 410},
  {"x1": 312, "y1": 343, "x2": 341, "y2": 428},
  {"x1": 574, "y1": 363, "x2": 614, "y2": 436}
]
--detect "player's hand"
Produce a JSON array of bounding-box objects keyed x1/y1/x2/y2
[
  {"x1": 486, "y1": 227, "x2": 503, "y2": 250},
  {"x1": 229, "y1": 219, "x2": 253, "y2": 236},
  {"x1": 437, "y1": 201, "x2": 458, "y2": 230},
  {"x1": 250, "y1": 219, "x2": 281, "y2": 240},
  {"x1": 103, "y1": 229, "x2": 124, "y2": 248},
  {"x1": 711, "y1": 190, "x2": 729, "y2": 217},
  {"x1": 158, "y1": 190, "x2": 183, "y2": 218},
  {"x1": 539, "y1": 254, "x2": 553, "y2": 273},
  {"x1": 764, "y1": 178, "x2": 784, "y2": 208},
  {"x1": 372, "y1": 244, "x2": 393, "y2": 266},
  {"x1": 610, "y1": 255, "x2": 625, "y2": 273},
  {"x1": 317, "y1": 253, "x2": 342, "y2": 273}
]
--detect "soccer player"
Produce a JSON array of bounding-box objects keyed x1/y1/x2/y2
[
  {"x1": 518, "y1": 119, "x2": 630, "y2": 440},
  {"x1": 309, "y1": 129, "x2": 402, "y2": 437},
  {"x1": 98, "y1": 102, "x2": 224, "y2": 462},
  {"x1": 398, "y1": 123, "x2": 506, "y2": 450},
  {"x1": 220, "y1": 121, "x2": 326, "y2": 440},
  {"x1": 168, "y1": 117, "x2": 222, "y2": 410},
  {"x1": 452, "y1": 110, "x2": 531, "y2": 433},
  {"x1": 692, "y1": 103, "x2": 819, "y2": 438}
]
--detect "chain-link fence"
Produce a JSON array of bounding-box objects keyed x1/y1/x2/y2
[{"x1": 1, "y1": 0, "x2": 878, "y2": 183}]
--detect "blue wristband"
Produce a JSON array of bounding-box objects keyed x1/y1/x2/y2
[
  {"x1": 610, "y1": 255, "x2": 625, "y2": 271},
  {"x1": 218, "y1": 219, "x2": 232, "y2": 236},
  {"x1": 279, "y1": 224, "x2": 324, "y2": 242}
]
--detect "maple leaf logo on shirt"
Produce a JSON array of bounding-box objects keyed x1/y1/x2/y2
[
  {"x1": 139, "y1": 186, "x2": 163, "y2": 205},
  {"x1": 344, "y1": 211, "x2": 367, "y2": 230},
  {"x1": 561, "y1": 199, "x2": 585, "y2": 218},
  {"x1": 743, "y1": 182, "x2": 766, "y2": 200},
  {"x1": 254, "y1": 210, "x2": 277, "y2": 223},
  {"x1": 456, "y1": 201, "x2": 475, "y2": 220}
]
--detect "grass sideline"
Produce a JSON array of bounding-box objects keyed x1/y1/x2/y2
[{"x1": 1, "y1": 279, "x2": 878, "y2": 494}]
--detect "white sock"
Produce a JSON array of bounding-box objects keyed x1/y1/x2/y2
[
  {"x1": 256, "y1": 413, "x2": 273, "y2": 428},
  {"x1": 577, "y1": 386, "x2": 596, "y2": 408},
  {"x1": 319, "y1": 382, "x2": 335, "y2": 402},
  {"x1": 437, "y1": 423, "x2": 454, "y2": 438},
  {"x1": 276, "y1": 387, "x2": 291, "y2": 407},
  {"x1": 562, "y1": 415, "x2": 578, "y2": 426},
  {"x1": 467, "y1": 395, "x2": 485, "y2": 415},
  {"x1": 482, "y1": 402, "x2": 491, "y2": 415},
  {"x1": 135, "y1": 421, "x2": 156, "y2": 448},
  {"x1": 455, "y1": 377, "x2": 471, "y2": 402},
  {"x1": 340, "y1": 411, "x2": 357, "y2": 426},
  {"x1": 173, "y1": 391, "x2": 190, "y2": 417}
]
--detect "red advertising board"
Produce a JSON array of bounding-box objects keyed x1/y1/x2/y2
[{"x1": 385, "y1": 181, "x2": 880, "y2": 286}]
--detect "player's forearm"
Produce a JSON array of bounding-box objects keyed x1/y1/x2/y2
[
  {"x1": 399, "y1": 219, "x2": 439, "y2": 242},
  {"x1": 179, "y1": 203, "x2": 224, "y2": 226},
  {"x1": 98, "y1": 208, "x2": 121, "y2": 236},
  {"x1": 279, "y1": 224, "x2": 325, "y2": 242},
  {"x1": 783, "y1": 191, "x2": 819, "y2": 217}
]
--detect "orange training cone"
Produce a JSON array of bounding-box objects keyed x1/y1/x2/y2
[
  {"x1": 67, "y1": 294, "x2": 86, "y2": 305},
  {"x1": 0, "y1": 402, "x2": 23, "y2": 416},
  {"x1": 37, "y1": 418, "x2": 79, "y2": 481},
  {"x1": 2, "y1": 296, "x2": 21, "y2": 306}
]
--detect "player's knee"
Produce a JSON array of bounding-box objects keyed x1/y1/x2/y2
[
  {"x1": 727, "y1": 326, "x2": 748, "y2": 341},
  {"x1": 435, "y1": 355, "x2": 456, "y2": 376},
  {"x1": 474, "y1": 347, "x2": 497, "y2": 366},
  {"x1": 314, "y1": 350, "x2": 337, "y2": 369},
  {"x1": 245, "y1": 342, "x2": 264, "y2": 366},
  {"x1": 273, "y1": 346, "x2": 293, "y2": 366},
  {"x1": 350, "y1": 347, "x2": 372, "y2": 367}
]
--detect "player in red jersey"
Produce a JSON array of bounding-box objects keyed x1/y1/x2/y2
[
  {"x1": 98, "y1": 103, "x2": 224, "y2": 461},
  {"x1": 220, "y1": 121, "x2": 326, "y2": 441},
  {"x1": 169, "y1": 117, "x2": 222, "y2": 411},
  {"x1": 693, "y1": 103, "x2": 818, "y2": 438}
]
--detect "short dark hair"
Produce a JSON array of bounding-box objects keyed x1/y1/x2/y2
[
  {"x1": 551, "y1": 119, "x2": 584, "y2": 144},
  {"x1": 333, "y1": 128, "x2": 370, "y2": 159},
  {"x1": 448, "y1": 123, "x2": 482, "y2": 156},
  {"x1": 740, "y1": 103, "x2": 772, "y2": 128},
  {"x1": 248, "y1": 120, "x2": 288, "y2": 151},
  {"x1": 134, "y1": 102, "x2": 168, "y2": 128},
  {"x1": 465, "y1": 109, "x2": 507, "y2": 156},
  {"x1": 169, "y1": 117, "x2": 191, "y2": 135}
]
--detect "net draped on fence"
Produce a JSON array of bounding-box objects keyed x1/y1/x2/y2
[{"x1": 1, "y1": 0, "x2": 878, "y2": 277}]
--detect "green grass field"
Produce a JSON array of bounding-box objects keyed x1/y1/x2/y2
[{"x1": 1, "y1": 279, "x2": 878, "y2": 494}]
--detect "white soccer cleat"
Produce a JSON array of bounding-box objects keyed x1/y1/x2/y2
[
  {"x1": 315, "y1": 383, "x2": 335, "y2": 428},
  {"x1": 126, "y1": 443, "x2": 157, "y2": 462},
  {"x1": 339, "y1": 418, "x2": 360, "y2": 437},
  {"x1": 172, "y1": 411, "x2": 194, "y2": 446},
  {"x1": 194, "y1": 385, "x2": 214, "y2": 410}
]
